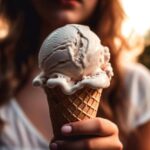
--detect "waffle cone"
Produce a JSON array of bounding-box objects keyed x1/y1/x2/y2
[{"x1": 44, "y1": 87, "x2": 102, "y2": 139}]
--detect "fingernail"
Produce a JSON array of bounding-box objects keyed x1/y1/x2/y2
[
  {"x1": 61, "y1": 125, "x2": 72, "y2": 134},
  {"x1": 50, "y1": 143, "x2": 58, "y2": 150}
]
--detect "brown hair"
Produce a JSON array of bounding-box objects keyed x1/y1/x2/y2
[
  {"x1": 0, "y1": 0, "x2": 41, "y2": 104},
  {"x1": 0, "y1": 0, "x2": 129, "y2": 142},
  {"x1": 88, "y1": 0, "x2": 129, "y2": 142}
]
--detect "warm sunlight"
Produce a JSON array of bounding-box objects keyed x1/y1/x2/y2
[
  {"x1": 122, "y1": 0, "x2": 150, "y2": 36},
  {"x1": 0, "y1": 17, "x2": 9, "y2": 40}
]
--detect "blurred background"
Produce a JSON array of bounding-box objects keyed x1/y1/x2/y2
[
  {"x1": 0, "y1": 0, "x2": 150, "y2": 69},
  {"x1": 121, "y1": 0, "x2": 150, "y2": 69}
]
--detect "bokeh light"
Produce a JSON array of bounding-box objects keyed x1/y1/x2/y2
[
  {"x1": 122, "y1": 0, "x2": 150, "y2": 36},
  {"x1": 0, "y1": 17, "x2": 9, "y2": 41}
]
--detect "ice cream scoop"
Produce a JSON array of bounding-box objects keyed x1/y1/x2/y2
[
  {"x1": 33, "y1": 24, "x2": 113, "y2": 139},
  {"x1": 33, "y1": 24, "x2": 113, "y2": 94}
]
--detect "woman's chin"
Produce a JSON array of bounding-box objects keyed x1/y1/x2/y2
[
  {"x1": 53, "y1": 11, "x2": 82, "y2": 25},
  {"x1": 41, "y1": 10, "x2": 85, "y2": 31}
]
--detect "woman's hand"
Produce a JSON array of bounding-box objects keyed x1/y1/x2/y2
[{"x1": 50, "y1": 118, "x2": 123, "y2": 150}]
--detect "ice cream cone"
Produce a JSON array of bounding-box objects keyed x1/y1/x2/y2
[
  {"x1": 44, "y1": 87, "x2": 102, "y2": 139},
  {"x1": 33, "y1": 24, "x2": 113, "y2": 140}
]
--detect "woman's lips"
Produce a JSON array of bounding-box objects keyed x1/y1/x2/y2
[{"x1": 58, "y1": 0, "x2": 81, "y2": 7}]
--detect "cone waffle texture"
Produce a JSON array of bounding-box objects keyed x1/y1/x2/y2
[{"x1": 44, "y1": 87, "x2": 102, "y2": 138}]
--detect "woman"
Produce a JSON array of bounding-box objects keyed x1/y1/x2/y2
[{"x1": 0, "y1": 0, "x2": 150, "y2": 149}]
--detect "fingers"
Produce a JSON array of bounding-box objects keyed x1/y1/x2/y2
[
  {"x1": 50, "y1": 118, "x2": 122, "y2": 150},
  {"x1": 50, "y1": 136, "x2": 123, "y2": 150},
  {"x1": 61, "y1": 118, "x2": 119, "y2": 137}
]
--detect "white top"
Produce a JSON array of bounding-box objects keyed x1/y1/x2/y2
[
  {"x1": 0, "y1": 63, "x2": 150, "y2": 149},
  {"x1": 124, "y1": 63, "x2": 150, "y2": 129},
  {"x1": 0, "y1": 100, "x2": 49, "y2": 150}
]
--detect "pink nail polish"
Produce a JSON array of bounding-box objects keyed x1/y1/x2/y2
[
  {"x1": 61, "y1": 125, "x2": 72, "y2": 134},
  {"x1": 50, "y1": 143, "x2": 58, "y2": 150}
]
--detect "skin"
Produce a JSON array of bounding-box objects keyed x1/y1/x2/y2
[
  {"x1": 31, "y1": 0, "x2": 99, "y2": 43},
  {"x1": 31, "y1": 0, "x2": 98, "y2": 29},
  {"x1": 16, "y1": 0, "x2": 150, "y2": 149},
  {"x1": 50, "y1": 118, "x2": 123, "y2": 150},
  {"x1": 126, "y1": 121, "x2": 150, "y2": 150}
]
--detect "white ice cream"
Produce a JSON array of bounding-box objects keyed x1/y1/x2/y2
[{"x1": 33, "y1": 24, "x2": 113, "y2": 95}]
